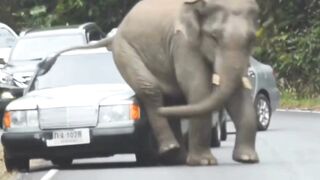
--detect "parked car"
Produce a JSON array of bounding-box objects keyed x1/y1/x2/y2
[
  {"x1": 218, "y1": 57, "x2": 280, "y2": 141},
  {"x1": 1, "y1": 22, "x2": 105, "y2": 89},
  {"x1": 0, "y1": 23, "x2": 106, "y2": 126},
  {"x1": 0, "y1": 22, "x2": 18, "y2": 64}
]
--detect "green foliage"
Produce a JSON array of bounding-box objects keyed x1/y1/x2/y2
[
  {"x1": 255, "y1": 0, "x2": 320, "y2": 98},
  {"x1": 0, "y1": 0, "x2": 139, "y2": 32},
  {"x1": 280, "y1": 90, "x2": 320, "y2": 110}
]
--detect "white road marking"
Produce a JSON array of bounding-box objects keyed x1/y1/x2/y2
[
  {"x1": 277, "y1": 109, "x2": 320, "y2": 114},
  {"x1": 40, "y1": 169, "x2": 59, "y2": 180}
]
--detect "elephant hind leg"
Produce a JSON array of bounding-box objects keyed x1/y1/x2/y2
[
  {"x1": 112, "y1": 41, "x2": 180, "y2": 157},
  {"x1": 226, "y1": 89, "x2": 259, "y2": 163}
]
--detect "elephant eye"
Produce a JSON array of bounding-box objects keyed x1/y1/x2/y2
[
  {"x1": 210, "y1": 34, "x2": 219, "y2": 42},
  {"x1": 208, "y1": 30, "x2": 221, "y2": 43}
]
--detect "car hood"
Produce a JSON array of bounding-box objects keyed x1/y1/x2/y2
[
  {"x1": 6, "y1": 84, "x2": 135, "y2": 110},
  {"x1": 5, "y1": 60, "x2": 40, "y2": 74}
]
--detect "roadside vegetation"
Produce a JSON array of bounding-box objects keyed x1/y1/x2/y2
[
  {"x1": 254, "y1": 0, "x2": 320, "y2": 99},
  {"x1": 280, "y1": 91, "x2": 320, "y2": 111},
  {"x1": 1, "y1": 0, "x2": 319, "y2": 100}
]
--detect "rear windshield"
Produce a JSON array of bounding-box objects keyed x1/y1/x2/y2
[
  {"x1": 34, "y1": 52, "x2": 126, "y2": 89},
  {"x1": 11, "y1": 34, "x2": 85, "y2": 61}
]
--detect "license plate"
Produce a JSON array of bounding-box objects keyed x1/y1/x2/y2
[{"x1": 46, "y1": 128, "x2": 90, "y2": 147}]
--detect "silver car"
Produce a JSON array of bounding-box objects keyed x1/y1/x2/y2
[{"x1": 248, "y1": 57, "x2": 280, "y2": 130}]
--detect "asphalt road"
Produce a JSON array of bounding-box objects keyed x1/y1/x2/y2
[{"x1": 16, "y1": 111, "x2": 320, "y2": 180}]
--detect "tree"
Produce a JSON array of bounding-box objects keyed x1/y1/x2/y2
[{"x1": 255, "y1": 0, "x2": 320, "y2": 98}]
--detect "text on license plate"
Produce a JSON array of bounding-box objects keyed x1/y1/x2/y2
[{"x1": 46, "y1": 128, "x2": 90, "y2": 147}]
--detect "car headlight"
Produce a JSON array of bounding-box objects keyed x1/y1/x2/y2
[
  {"x1": 98, "y1": 103, "x2": 140, "y2": 126},
  {"x1": 1, "y1": 91, "x2": 14, "y2": 99},
  {"x1": 3, "y1": 110, "x2": 39, "y2": 129}
]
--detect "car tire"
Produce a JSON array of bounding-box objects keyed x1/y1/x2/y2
[
  {"x1": 220, "y1": 120, "x2": 227, "y2": 141},
  {"x1": 4, "y1": 151, "x2": 29, "y2": 172},
  {"x1": 254, "y1": 93, "x2": 272, "y2": 131},
  {"x1": 211, "y1": 121, "x2": 221, "y2": 147},
  {"x1": 51, "y1": 158, "x2": 73, "y2": 168},
  {"x1": 135, "y1": 150, "x2": 158, "y2": 166},
  {"x1": 135, "y1": 133, "x2": 159, "y2": 166}
]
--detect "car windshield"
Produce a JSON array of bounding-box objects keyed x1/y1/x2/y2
[
  {"x1": 0, "y1": 27, "x2": 16, "y2": 48},
  {"x1": 34, "y1": 52, "x2": 126, "y2": 90},
  {"x1": 11, "y1": 34, "x2": 85, "y2": 61}
]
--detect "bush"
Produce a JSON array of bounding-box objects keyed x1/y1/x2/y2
[{"x1": 255, "y1": 0, "x2": 320, "y2": 98}]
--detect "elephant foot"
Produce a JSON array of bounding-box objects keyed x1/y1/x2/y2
[
  {"x1": 159, "y1": 141, "x2": 180, "y2": 155},
  {"x1": 186, "y1": 151, "x2": 218, "y2": 166},
  {"x1": 158, "y1": 143, "x2": 186, "y2": 165},
  {"x1": 233, "y1": 147, "x2": 259, "y2": 163}
]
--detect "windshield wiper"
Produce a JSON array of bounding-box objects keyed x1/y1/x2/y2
[{"x1": 26, "y1": 58, "x2": 43, "y2": 61}]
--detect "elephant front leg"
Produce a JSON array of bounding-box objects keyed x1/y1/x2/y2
[
  {"x1": 173, "y1": 50, "x2": 217, "y2": 166},
  {"x1": 226, "y1": 89, "x2": 259, "y2": 163},
  {"x1": 187, "y1": 115, "x2": 218, "y2": 165}
]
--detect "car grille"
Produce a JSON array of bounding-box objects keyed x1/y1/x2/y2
[
  {"x1": 13, "y1": 72, "x2": 34, "y2": 87},
  {"x1": 39, "y1": 107, "x2": 98, "y2": 129}
]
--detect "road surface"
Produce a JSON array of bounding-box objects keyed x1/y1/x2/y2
[{"x1": 15, "y1": 111, "x2": 320, "y2": 180}]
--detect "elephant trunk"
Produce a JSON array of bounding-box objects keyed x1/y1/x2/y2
[{"x1": 158, "y1": 51, "x2": 248, "y2": 117}]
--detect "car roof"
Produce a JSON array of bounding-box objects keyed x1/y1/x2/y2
[
  {"x1": 19, "y1": 22, "x2": 101, "y2": 37},
  {"x1": 0, "y1": 22, "x2": 18, "y2": 37}
]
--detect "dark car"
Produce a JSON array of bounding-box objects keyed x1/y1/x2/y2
[{"x1": 0, "y1": 23, "x2": 105, "y2": 126}]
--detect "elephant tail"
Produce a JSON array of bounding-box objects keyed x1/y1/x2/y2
[{"x1": 56, "y1": 36, "x2": 114, "y2": 56}]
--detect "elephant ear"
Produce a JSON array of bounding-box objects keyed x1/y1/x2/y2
[{"x1": 175, "y1": 0, "x2": 206, "y2": 42}]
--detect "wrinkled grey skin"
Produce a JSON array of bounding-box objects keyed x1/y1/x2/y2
[{"x1": 57, "y1": 0, "x2": 260, "y2": 165}]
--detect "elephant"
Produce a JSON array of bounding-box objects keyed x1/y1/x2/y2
[{"x1": 55, "y1": 0, "x2": 260, "y2": 165}]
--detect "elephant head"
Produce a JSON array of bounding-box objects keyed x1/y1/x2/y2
[{"x1": 159, "y1": 0, "x2": 259, "y2": 117}]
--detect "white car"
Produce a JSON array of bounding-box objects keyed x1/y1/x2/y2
[
  {"x1": 1, "y1": 48, "x2": 156, "y2": 171},
  {"x1": 0, "y1": 23, "x2": 17, "y2": 65}
]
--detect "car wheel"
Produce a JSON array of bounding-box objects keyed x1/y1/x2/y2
[
  {"x1": 4, "y1": 151, "x2": 29, "y2": 172},
  {"x1": 51, "y1": 158, "x2": 73, "y2": 168},
  {"x1": 255, "y1": 93, "x2": 272, "y2": 131},
  {"x1": 211, "y1": 120, "x2": 221, "y2": 147},
  {"x1": 135, "y1": 151, "x2": 158, "y2": 166},
  {"x1": 135, "y1": 133, "x2": 158, "y2": 166}
]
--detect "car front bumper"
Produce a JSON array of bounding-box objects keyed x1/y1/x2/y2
[{"x1": 1, "y1": 122, "x2": 149, "y2": 160}]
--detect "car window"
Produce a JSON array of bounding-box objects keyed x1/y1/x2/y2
[
  {"x1": 87, "y1": 30, "x2": 103, "y2": 42},
  {"x1": 0, "y1": 27, "x2": 16, "y2": 48},
  {"x1": 34, "y1": 52, "x2": 126, "y2": 89},
  {"x1": 10, "y1": 34, "x2": 85, "y2": 61}
]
